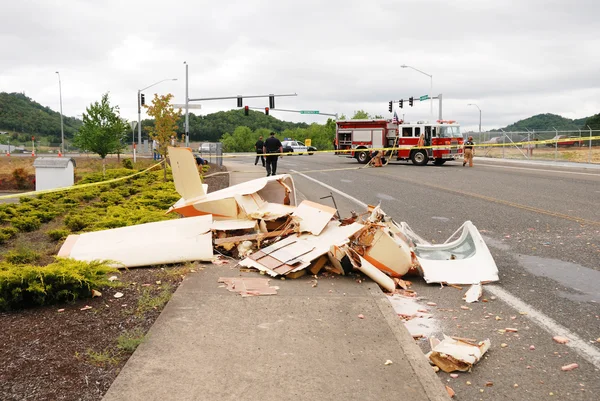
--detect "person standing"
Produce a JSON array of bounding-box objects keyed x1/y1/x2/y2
[
  {"x1": 417, "y1": 133, "x2": 425, "y2": 148},
  {"x1": 254, "y1": 136, "x2": 265, "y2": 167},
  {"x1": 152, "y1": 139, "x2": 159, "y2": 160},
  {"x1": 263, "y1": 132, "x2": 283, "y2": 177},
  {"x1": 463, "y1": 136, "x2": 475, "y2": 167}
]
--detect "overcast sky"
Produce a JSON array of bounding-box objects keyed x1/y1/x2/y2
[{"x1": 1, "y1": 0, "x2": 599, "y2": 132}]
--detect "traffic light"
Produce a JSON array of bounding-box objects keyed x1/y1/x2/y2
[
  {"x1": 265, "y1": 107, "x2": 270, "y2": 116},
  {"x1": 388, "y1": 101, "x2": 393, "y2": 113},
  {"x1": 269, "y1": 95, "x2": 275, "y2": 109},
  {"x1": 409, "y1": 97, "x2": 414, "y2": 107},
  {"x1": 140, "y1": 93, "x2": 145, "y2": 106},
  {"x1": 237, "y1": 97, "x2": 242, "y2": 107},
  {"x1": 244, "y1": 105, "x2": 249, "y2": 116},
  {"x1": 399, "y1": 99, "x2": 403, "y2": 108}
]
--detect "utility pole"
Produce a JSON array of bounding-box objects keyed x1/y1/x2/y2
[
  {"x1": 55, "y1": 72, "x2": 64, "y2": 154},
  {"x1": 184, "y1": 61, "x2": 190, "y2": 147}
]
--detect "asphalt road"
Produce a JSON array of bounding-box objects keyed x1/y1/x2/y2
[{"x1": 231, "y1": 153, "x2": 600, "y2": 400}]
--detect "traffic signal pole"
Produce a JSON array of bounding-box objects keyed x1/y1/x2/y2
[{"x1": 246, "y1": 106, "x2": 337, "y2": 118}]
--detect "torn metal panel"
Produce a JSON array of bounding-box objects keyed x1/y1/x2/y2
[
  {"x1": 57, "y1": 215, "x2": 213, "y2": 267},
  {"x1": 211, "y1": 219, "x2": 258, "y2": 231},
  {"x1": 429, "y1": 335, "x2": 491, "y2": 373},
  {"x1": 401, "y1": 221, "x2": 499, "y2": 285},
  {"x1": 239, "y1": 222, "x2": 363, "y2": 276},
  {"x1": 292, "y1": 200, "x2": 336, "y2": 235},
  {"x1": 166, "y1": 149, "x2": 297, "y2": 218},
  {"x1": 218, "y1": 277, "x2": 279, "y2": 297},
  {"x1": 363, "y1": 228, "x2": 412, "y2": 277},
  {"x1": 463, "y1": 283, "x2": 483, "y2": 303}
]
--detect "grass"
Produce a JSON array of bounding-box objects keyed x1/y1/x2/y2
[
  {"x1": 481, "y1": 145, "x2": 600, "y2": 163},
  {"x1": 117, "y1": 329, "x2": 146, "y2": 353},
  {"x1": 85, "y1": 349, "x2": 120, "y2": 367},
  {"x1": 135, "y1": 284, "x2": 174, "y2": 316}
]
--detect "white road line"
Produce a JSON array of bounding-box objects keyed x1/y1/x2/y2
[
  {"x1": 293, "y1": 169, "x2": 600, "y2": 370},
  {"x1": 480, "y1": 163, "x2": 600, "y2": 177},
  {"x1": 486, "y1": 285, "x2": 600, "y2": 369},
  {"x1": 291, "y1": 170, "x2": 368, "y2": 208}
]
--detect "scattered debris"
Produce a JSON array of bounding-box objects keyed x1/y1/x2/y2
[
  {"x1": 358, "y1": 314, "x2": 365, "y2": 319},
  {"x1": 485, "y1": 381, "x2": 494, "y2": 387},
  {"x1": 57, "y1": 309, "x2": 65, "y2": 313},
  {"x1": 561, "y1": 363, "x2": 579, "y2": 371},
  {"x1": 501, "y1": 343, "x2": 508, "y2": 348},
  {"x1": 384, "y1": 359, "x2": 393, "y2": 365},
  {"x1": 530, "y1": 345, "x2": 536, "y2": 350},
  {"x1": 427, "y1": 302, "x2": 437, "y2": 307},
  {"x1": 505, "y1": 328, "x2": 519, "y2": 332},
  {"x1": 114, "y1": 292, "x2": 124, "y2": 299},
  {"x1": 463, "y1": 283, "x2": 482, "y2": 303},
  {"x1": 450, "y1": 373, "x2": 459, "y2": 379},
  {"x1": 445, "y1": 385, "x2": 455, "y2": 398},
  {"x1": 108, "y1": 275, "x2": 119, "y2": 282},
  {"x1": 218, "y1": 277, "x2": 279, "y2": 297},
  {"x1": 553, "y1": 336, "x2": 570, "y2": 344},
  {"x1": 80, "y1": 305, "x2": 92, "y2": 311},
  {"x1": 428, "y1": 335, "x2": 491, "y2": 372},
  {"x1": 91, "y1": 290, "x2": 102, "y2": 298}
]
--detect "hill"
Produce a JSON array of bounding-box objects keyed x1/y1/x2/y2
[
  {"x1": 140, "y1": 109, "x2": 311, "y2": 142},
  {"x1": 0, "y1": 92, "x2": 81, "y2": 140},
  {"x1": 496, "y1": 113, "x2": 590, "y2": 132}
]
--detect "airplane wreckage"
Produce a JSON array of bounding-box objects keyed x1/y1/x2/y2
[{"x1": 58, "y1": 146, "x2": 499, "y2": 294}]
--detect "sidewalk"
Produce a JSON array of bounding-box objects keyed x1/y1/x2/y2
[
  {"x1": 101, "y1": 160, "x2": 449, "y2": 401},
  {"x1": 102, "y1": 266, "x2": 448, "y2": 401}
]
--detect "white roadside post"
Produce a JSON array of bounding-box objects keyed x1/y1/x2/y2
[
  {"x1": 554, "y1": 128, "x2": 558, "y2": 161},
  {"x1": 588, "y1": 125, "x2": 592, "y2": 163}
]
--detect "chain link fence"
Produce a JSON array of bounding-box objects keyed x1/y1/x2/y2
[{"x1": 466, "y1": 129, "x2": 600, "y2": 164}]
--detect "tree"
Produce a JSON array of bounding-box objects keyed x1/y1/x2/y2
[
  {"x1": 144, "y1": 93, "x2": 182, "y2": 181},
  {"x1": 73, "y1": 93, "x2": 129, "y2": 175},
  {"x1": 351, "y1": 110, "x2": 370, "y2": 119}
]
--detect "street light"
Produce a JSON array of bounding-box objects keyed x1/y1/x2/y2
[
  {"x1": 55, "y1": 71, "x2": 64, "y2": 154},
  {"x1": 467, "y1": 103, "x2": 482, "y2": 139},
  {"x1": 401, "y1": 64, "x2": 433, "y2": 119},
  {"x1": 138, "y1": 78, "x2": 178, "y2": 149}
]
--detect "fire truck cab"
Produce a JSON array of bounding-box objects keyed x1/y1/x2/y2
[{"x1": 336, "y1": 119, "x2": 464, "y2": 165}]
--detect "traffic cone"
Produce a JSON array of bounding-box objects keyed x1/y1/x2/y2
[
  {"x1": 6, "y1": 150, "x2": 9, "y2": 157},
  {"x1": 31, "y1": 150, "x2": 35, "y2": 157},
  {"x1": 58, "y1": 150, "x2": 62, "y2": 157}
]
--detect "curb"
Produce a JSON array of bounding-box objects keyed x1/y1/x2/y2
[{"x1": 368, "y1": 284, "x2": 451, "y2": 401}]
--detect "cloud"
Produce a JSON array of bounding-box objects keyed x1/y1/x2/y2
[{"x1": 0, "y1": 0, "x2": 598, "y2": 132}]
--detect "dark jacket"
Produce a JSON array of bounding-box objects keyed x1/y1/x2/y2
[
  {"x1": 464, "y1": 140, "x2": 474, "y2": 149},
  {"x1": 264, "y1": 136, "x2": 282, "y2": 154},
  {"x1": 255, "y1": 140, "x2": 264, "y2": 153}
]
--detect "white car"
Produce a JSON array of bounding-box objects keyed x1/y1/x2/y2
[{"x1": 282, "y1": 140, "x2": 314, "y2": 155}]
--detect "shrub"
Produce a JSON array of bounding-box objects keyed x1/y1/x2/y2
[
  {"x1": 11, "y1": 215, "x2": 42, "y2": 232},
  {"x1": 0, "y1": 227, "x2": 19, "y2": 244},
  {"x1": 12, "y1": 168, "x2": 30, "y2": 190},
  {"x1": 47, "y1": 229, "x2": 71, "y2": 241},
  {"x1": 64, "y1": 214, "x2": 94, "y2": 232},
  {"x1": 31, "y1": 210, "x2": 58, "y2": 224},
  {"x1": 122, "y1": 159, "x2": 133, "y2": 169},
  {"x1": 99, "y1": 191, "x2": 124, "y2": 205},
  {"x1": 0, "y1": 258, "x2": 118, "y2": 310},
  {"x1": 5, "y1": 245, "x2": 41, "y2": 265}
]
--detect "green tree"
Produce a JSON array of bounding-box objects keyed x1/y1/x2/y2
[
  {"x1": 73, "y1": 93, "x2": 128, "y2": 175},
  {"x1": 145, "y1": 93, "x2": 182, "y2": 180},
  {"x1": 352, "y1": 110, "x2": 371, "y2": 119}
]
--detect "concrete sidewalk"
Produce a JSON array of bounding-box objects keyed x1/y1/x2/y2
[{"x1": 102, "y1": 265, "x2": 449, "y2": 401}]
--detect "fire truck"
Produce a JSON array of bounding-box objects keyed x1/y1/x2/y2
[{"x1": 336, "y1": 119, "x2": 464, "y2": 165}]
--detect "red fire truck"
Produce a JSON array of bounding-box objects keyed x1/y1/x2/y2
[{"x1": 336, "y1": 119, "x2": 464, "y2": 165}]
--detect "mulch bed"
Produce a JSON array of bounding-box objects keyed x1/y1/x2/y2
[{"x1": 0, "y1": 162, "x2": 228, "y2": 401}]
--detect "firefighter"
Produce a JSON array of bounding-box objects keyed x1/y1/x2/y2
[
  {"x1": 370, "y1": 149, "x2": 383, "y2": 167},
  {"x1": 254, "y1": 135, "x2": 265, "y2": 167},
  {"x1": 463, "y1": 136, "x2": 475, "y2": 167},
  {"x1": 417, "y1": 133, "x2": 425, "y2": 148}
]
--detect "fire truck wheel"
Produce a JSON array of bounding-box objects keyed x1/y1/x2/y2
[
  {"x1": 411, "y1": 150, "x2": 428, "y2": 166},
  {"x1": 357, "y1": 151, "x2": 370, "y2": 164},
  {"x1": 433, "y1": 158, "x2": 446, "y2": 165}
]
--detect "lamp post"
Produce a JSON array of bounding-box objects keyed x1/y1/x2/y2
[
  {"x1": 401, "y1": 64, "x2": 433, "y2": 120},
  {"x1": 467, "y1": 103, "x2": 482, "y2": 141},
  {"x1": 138, "y1": 78, "x2": 178, "y2": 151},
  {"x1": 55, "y1": 71, "x2": 64, "y2": 155},
  {"x1": 184, "y1": 61, "x2": 189, "y2": 147}
]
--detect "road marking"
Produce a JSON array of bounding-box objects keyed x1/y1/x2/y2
[
  {"x1": 480, "y1": 163, "x2": 600, "y2": 177},
  {"x1": 486, "y1": 285, "x2": 600, "y2": 369},
  {"x1": 293, "y1": 170, "x2": 600, "y2": 370},
  {"x1": 376, "y1": 193, "x2": 395, "y2": 201},
  {"x1": 291, "y1": 170, "x2": 368, "y2": 208}
]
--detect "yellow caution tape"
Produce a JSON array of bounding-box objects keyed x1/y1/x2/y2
[
  {"x1": 0, "y1": 161, "x2": 165, "y2": 201},
  {"x1": 217, "y1": 136, "x2": 600, "y2": 158}
]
